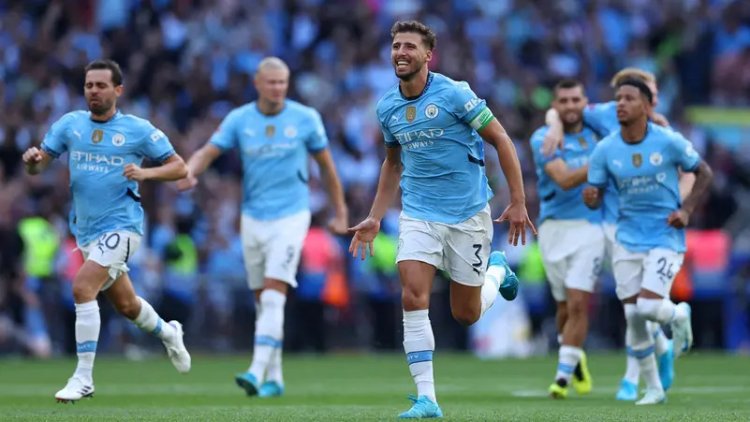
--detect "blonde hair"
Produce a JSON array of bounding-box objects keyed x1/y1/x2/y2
[
  {"x1": 255, "y1": 57, "x2": 290, "y2": 77},
  {"x1": 610, "y1": 68, "x2": 656, "y2": 87}
]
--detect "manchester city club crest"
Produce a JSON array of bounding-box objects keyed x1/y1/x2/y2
[
  {"x1": 577, "y1": 136, "x2": 587, "y2": 148},
  {"x1": 632, "y1": 153, "x2": 642, "y2": 168},
  {"x1": 265, "y1": 125, "x2": 275, "y2": 137},
  {"x1": 112, "y1": 133, "x2": 125, "y2": 147},
  {"x1": 92, "y1": 129, "x2": 103, "y2": 144},
  {"x1": 425, "y1": 104, "x2": 439, "y2": 119},
  {"x1": 406, "y1": 106, "x2": 416, "y2": 123}
]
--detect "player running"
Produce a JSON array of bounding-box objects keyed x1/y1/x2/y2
[
  {"x1": 348, "y1": 20, "x2": 534, "y2": 418},
  {"x1": 530, "y1": 79, "x2": 603, "y2": 399},
  {"x1": 542, "y1": 68, "x2": 683, "y2": 399},
  {"x1": 22, "y1": 59, "x2": 191, "y2": 403},
  {"x1": 584, "y1": 78, "x2": 713, "y2": 405},
  {"x1": 177, "y1": 57, "x2": 348, "y2": 398}
]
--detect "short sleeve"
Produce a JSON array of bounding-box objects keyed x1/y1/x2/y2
[
  {"x1": 140, "y1": 124, "x2": 176, "y2": 162},
  {"x1": 305, "y1": 109, "x2": 328, "y2": 153},
  {"x1": 587, "y1": 142, "x2": 609, "y2": 188},
  {"x1": 379, "y1": 118, "x2": 399, "y2": 148},
  {"x1": 583, "y1": 102, "x2": 615, "y2": 136},
  {"x1": 209, "y1": 111, "x2": 239, "y2": 151},
  {"x1": 451, "y1": 81, "x2": 493, "y2": 130},
  {"x1": 40, "y1": 114, "x2": 73, "y2": 158},
  {"x1": 530, "y1": 128, "x2": 562, "y2": 167},
  {"x1": 669, "y1": 132, "x2": 700, "y2": 172}
]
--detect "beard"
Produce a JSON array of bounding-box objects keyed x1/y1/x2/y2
[
  {"x1": 87, "y1": 98, "x2": 113, "y2": 116},
  {"x1": 394, "y1": 62, "x2": 424, "y2": 81}
]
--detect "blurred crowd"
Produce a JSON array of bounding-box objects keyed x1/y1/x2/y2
[{"x1": 2, "y1": 0, "x2": 750, "y2": 357}]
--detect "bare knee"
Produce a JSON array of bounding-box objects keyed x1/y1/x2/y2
[
  {"x1": 451, "y1": 305, "x2": 480, "y2": 327},
  {"x1": 114, "y1": 295, "x2": 142, "y2": 320},
  {"x1": 402, "y1": 286, "x2": 430, "y2": 311},
  {"x1": 566, "y1": 298, "x2": 588, "y2": 321}
]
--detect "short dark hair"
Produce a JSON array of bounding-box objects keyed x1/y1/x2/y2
[
  {"x1": 84, "y1": 59, "x2": 123, "y2": 86},
  {"x1": 616, "y1": 78, "x2": 653, "y2": 104},
  {"x1": 553, "y1": 79, "x2": 584, "y2": 96},
  {"x1": 390, "y1": 20, "x2": 436, "y2": 50}
]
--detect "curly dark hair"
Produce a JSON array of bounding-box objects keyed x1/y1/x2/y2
[{"x1": 390, "y1": 20, "x2": 436, "y2": 50}]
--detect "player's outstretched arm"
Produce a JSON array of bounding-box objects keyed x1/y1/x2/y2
[
  {"x1": 22, "y1": 147, "x2": 53, "y2": 175},
  {"x1": 125, "y1": 154, "x2": 188, "y2": 182},
  {"x1": 541, "y1": 108, "x2": 564, "y2": 156},
  {"x1": 668, "y1": 161, "x2": 713, "y2": 229},
  {"x1": 479, "y1": 119, "x2": 537, "y2": 245},
  {"x1": 176, "y1": 144, "x2": 222, "y2": 191},
  {"x1": 348, "y1": 146, "x2": 402, "y2": 260},
  {"x1": 312, "y1": 148, "x2": 349, "y2": 235},
  {"x1": 544, "y1": 159, "x2": 589, "y2": 190}
]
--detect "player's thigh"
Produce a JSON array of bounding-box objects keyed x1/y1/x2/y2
[
  {"x1": 564, "y1": 224, "x2": 605, "y2": 294},
  {"x1": 641, "y1": 248, "x2": 685, "y2": 298},
  {"x1": 264, "y1": 210, "x2": 312, "y2": 288},
  {"x1": 396, "y1": 213, "x2": 444, "y2": 270},
  {"x1": 443, "y1": 205, "x2": 492, "y2": 288},
  {"x1": 538, "y1": 221, "x2": 571, "y2": 302},
  {"x1": 612, "y1": 242, "x2": 646, "y2": 301},
  {"x1": 241, "y1": 214, "x2": 267, "y2": 290},
  {"x1": 80, "y1": 231, "x2": 141, "y2": 292}
]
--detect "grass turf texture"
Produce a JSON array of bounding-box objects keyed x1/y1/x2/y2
[{"x1": 0, "y1": 353, "x2": 748, "y2": 421}]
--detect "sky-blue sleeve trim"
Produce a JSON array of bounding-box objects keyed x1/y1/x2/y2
[
  {"x1": 40, "y1": 144, "x2": 61, "y2": 158},
  {"x1": 683, "y1": 160, "x2": 700, "y2": 172},
  {"x1": 588, "y1": 181, "x2": 608, "y2": 188},
  {"x1": 154, "y1": 150, "x2": 175, "y2": 163},
  {"x1": 307, "y1": 145, "x2": 326, "y2": 154}
]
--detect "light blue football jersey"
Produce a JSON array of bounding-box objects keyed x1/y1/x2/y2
[
  {"x1": 583, "y1": 101, "x2": 619, "y2": 224},
  {"x1": 209, "y1": 100, "x2": 328, "y2": 220},
  {"x1": 588, "y1": 123, "x2": 701, "y2": 253},
  {"x1": 41, "y1": 110, "x2": 175, "y2": 246},
  {"x1": 376, "y1": 72, "x2": 493, "y2": 224},
  {"x1": 530, "y1": 126, "x2": 602, "y2": 224}
]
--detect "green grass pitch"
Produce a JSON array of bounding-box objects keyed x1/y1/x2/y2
[{"x1": 0, "y1": 353, "x2": 748, "y2": 421}]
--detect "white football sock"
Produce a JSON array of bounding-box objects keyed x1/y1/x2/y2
[
  {"x1": 265, "y1": 347, "x2": 284, "y2": 385},
  {"x1": 73, "y1": 301, "x2": 100, "y2": 384},
  {"x1": 133, "y1": 296, "x2": 176, "y2": 341},
  {"x1": 403, "y1": 309, "x2": 436, "y2": 402},
  {"x1": 649, "y1": 321, "x2": 669, "y2": 356},
  {"x1": 623, "y1": 303, "x2": 640, "y2": 384},
  {"x1": 628, "y1": 308, "x2": 662, "y2": 390},
  {"x1": 637, "y1": 297, "x2": 687, "y2": 325},
  {"x1": 555, "y1": 345, "x2": 583, "y2": 384},
  {"x1": 249, "y1": 289, "x2": 286, "y2": 381},
  {"x1": 480, "y1": 264, "x2": 505, "y2": 316}
]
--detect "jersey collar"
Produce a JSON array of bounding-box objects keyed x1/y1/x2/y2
[
  {"x1": 89, "y1": 109, "x2": 121, "y2": 124},
  {"x1": 399, "y1": 72, "x2": 434, "y2": 101}
]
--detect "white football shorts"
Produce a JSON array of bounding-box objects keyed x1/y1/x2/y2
[
  {"x1": 79, "y1": 230, "x2": 142, "y2": 291},
  {"x1": 538, "y1": 219, "x2": 605, "y2": 302},
  {"x1": 612, "y1": 242, "x2": 684, "y2": 300},
  {"x1": 396, "y1": 204, "x2": 492, "y2": 287},
  {"x1": 241, "y1": 210, "x2": 311, "y2": 290}
]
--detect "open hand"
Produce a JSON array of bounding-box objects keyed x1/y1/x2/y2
[
  {"x1": 496, "y1": 202, "x2": 536, "y2": 246},
  {"x1": 347, "y1": 217, "x2": 381, "y2": 260}
]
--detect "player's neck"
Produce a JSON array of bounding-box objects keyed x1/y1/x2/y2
[
  {"x1": 621, "y1": 119, "x2": 649, "y2": 144},
  {"x1": 399, "y1": 69, "x2": 430, "y2": 99},
  {"x1": 90, "y1": 108, "x2": 117, "y2": 122},
  {"x1": 563, "y1": 121, "x2": 583, "y2": 134},
  {"x1": 257, "y1": 99, "x2": 285, "y2": 116}
]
